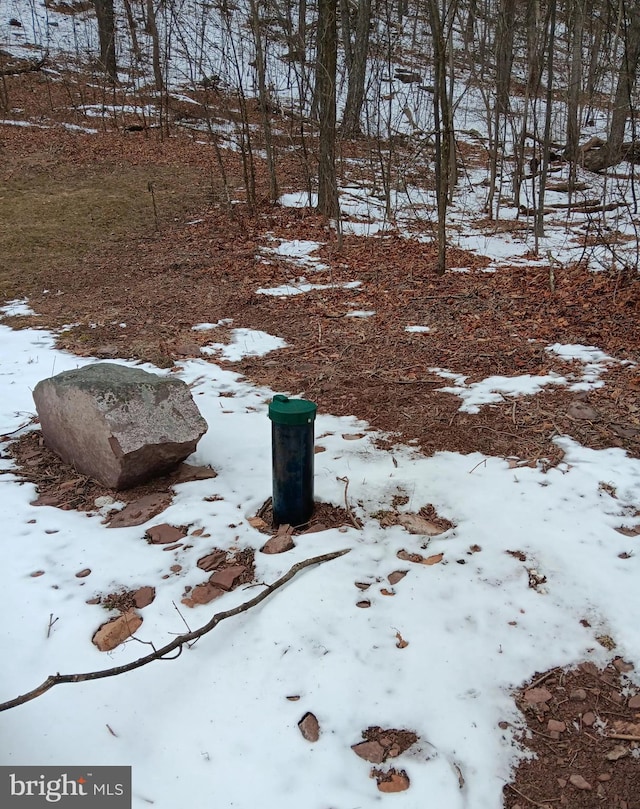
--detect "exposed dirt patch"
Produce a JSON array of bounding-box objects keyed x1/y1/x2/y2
[
  {"x1": 6, "y1": 430, "x2": 217, "y2": 514},
  {"x1": 253, "y1": 497, "x2": 356, "y2": 532},
  {"x1": 505, "y1": 661, "x2": 640, "y2": 809}
]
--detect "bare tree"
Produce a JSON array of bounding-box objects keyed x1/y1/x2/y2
[
  {"x1": 426, "y1": 0, "x2": 457, "y2": 275},
  {"x1": 94, "y1": 0, "x2": 117, "y2": 81},
  {"x1": 316, "y1": 0, "x2": 340, "y2": 217},
  {"x1": 583, "y1": 2, "x2": 640, "y2": 171},
  {"x1": 341, "y1": 0, "x2": 371, "y2": 137}
]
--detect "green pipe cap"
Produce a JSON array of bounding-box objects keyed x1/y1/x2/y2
[{"x1": 268, "y1": 394, "x2": 317, "y2": 425}]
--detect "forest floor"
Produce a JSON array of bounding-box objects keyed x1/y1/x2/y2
[{"x1": 2, "y1": 68, "x2": 640, "y2": 808}]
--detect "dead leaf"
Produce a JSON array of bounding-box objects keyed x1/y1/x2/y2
[
  {"x1": 425, "y1": 553, "x2": 444, "y2": 565},
  {"x1": 398, "y1": 513, "x2": 447, "y2": 535},
  {"x1": 606, "y1": 744, "x2": 629, "y2": 761},
  {"x1": 395, "y1": 631, "x2": 409, "y2": 649},
  {"x1": 569, "y1": 774, "x2": 592, "y2": 790}
]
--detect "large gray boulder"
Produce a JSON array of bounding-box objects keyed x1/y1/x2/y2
[{"x1": 33, "y1": 363, "x2": 208, "y2": 489}]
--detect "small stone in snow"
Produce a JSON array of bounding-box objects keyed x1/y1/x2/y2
[
  {"x1": 208, "y1": 565, "x2": 246, "y2": 591},
  {"x1": 133, "y1": 586, "x2": 155, "y2": 608},
  {"x1": 75, "y1": 568, "x2": 91, "y2": 578},
  {"x1": 375, "y1": 770, "x2": 410, "y2": 793},
  {"x1": 92, "y1": 609, "x2": 142, "y2": 652},
  {"x1": 351, "y1": 740, "x2": 385, "y2": 764},
  {"x1": 388, "y1": 570, "x2": 408, "y2": 585},
  {"x1": 197, "y1": 550, "x2": 227, "y2": 571},
  {"x1": 260, "y1": 533, "x2": 295, "y2": 554},
  {"x1": 298, "y1": 712, "x2": 320, "y2": 742},
  {"x1": 146, "y1": 524, "x2": 187, "y2": 544}
]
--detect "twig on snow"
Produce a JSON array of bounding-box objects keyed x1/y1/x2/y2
[
  {"x1": 0, "y1": 549, "x2": 350, "y2": 713},
  {"x1": 336, "y1": 476, "x2": 361, "y2": 529}
]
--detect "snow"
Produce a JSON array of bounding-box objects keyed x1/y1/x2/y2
[
  {"x1": 200, "y1": 328, "x2": 288, "y2": 361},
  {"x1": 0, "y1": 298, "x2": 37, "y2": 317},
  {"x1": 405, "y1": 325, "x2": 431, "y2": 333},
  {"x1": 1, "y1": 321, "x2": 640, "y2": 808},
  {"x1": 256, "y1": 280, "x2": 362, "y2": 297}
]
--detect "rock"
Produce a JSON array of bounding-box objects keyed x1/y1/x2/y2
[
  {"x1": 356, "y1": 600, "x2": 371, "y2": 608},
  {"x1": 169, "y1": 463, "x2": 217, "y2": 484},
  {"x1": 582, "y1": 711, "x2": 596, "y2": 726},
  {"x1": 628, "y1": 694, "x2": 640, "y2": 709},
  {"x1": 197, "y1": 550, "x2": 227, "y2": 571},
  {"x1": 33, "y1": 363, "x2": 208, "y2": 489},
  {"x1": 524, "y1": 687, "x2": 553, "y2": 705},
  {"x1": 75, "y1": 568, "x2": 91, "y2": 578},
  {"x1": 298, "y1": 712, "x2": 320, "y2": 742},
  {"x1": 388, "y1": 570, "x2": 408, "y2": 585},
  {"x1": 208, "y1": 565, "x2": 246, "y2": 591},
  {"x1": 569, "y1": 774, "x2": 592, "y2": 791},
  {"x1": 107, "y1": 493, "x2": 172, "y2": 528},
  {"x1": 567, "y1": 401, "x2": 600, "y2": 421},
  {"x1": 376, "y1": 771, "x2": 411, "y2": 793},
  {"x1": 351, "y1": 740, "x2": 385, "y2": 763},
  {"x1": 570, "y1": 689, "x2": 587, "y2": 701},
  {"x1": 182, "y1": 583, "x2": 225, "y2": 607},
  {"x1": 92, "y1": 609, "x2": 142, "y2": 651},
  {"x1": 260, "y1": 533, "x2": 295, "y2": 554},
  {"x1": 133, "y1": 586, "x2": 155, "y2": 608},
  {"x1": 548, "y1": 719, "x2": 566, "y2": 733},
  {"x1": 146, "y1": 523, "x2": 187, "y2": 544}
]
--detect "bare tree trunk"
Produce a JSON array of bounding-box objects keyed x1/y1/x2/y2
[
  {"x1": 534, "y1": 0, "x2": 556, "y2": 243},
  {"x1": 426, "y1": 0, "x2": 456, "y2": 275},
  {"x1": 341, "y1": 0, "x2": 371, "y2": 137},
  {"x1": 249, "y1": 0, "x2": 279, "y2": 201},
  {"x1": 565, "y1": 0, "x2": 585, "y2": 172},
  {"x1": 145, "y1": 0, "x2": 163, "y2": 92},
  {"x1": 582, "y1": 3, "x2": 640, "y2": 171},
  {"x1": 316, "y1": 0, "x2": 340, "y2": 217},
  {"x1": 94, "y1": 0, "x2": 117, "y2": 81},
  {"x1": 487, "y1": 0, "x2": 514, "y2": 218},
  {"x1": 513, "y1": 0, "x2": 541, "y2": 209},
  {"x1": 339, "y1": 0, "x2": 354, "y2": 73},
  {"x1": 122, "y1": 0, "x2": 142, "y2": 62}
]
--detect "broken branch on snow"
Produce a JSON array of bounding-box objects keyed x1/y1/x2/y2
[{"x1": 0, "y1": 549, "x2": 350, "y2": 712}]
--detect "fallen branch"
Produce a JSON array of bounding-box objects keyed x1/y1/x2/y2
[{"x1": 0, "y1": 549, "x2": 350, "y2": 713}]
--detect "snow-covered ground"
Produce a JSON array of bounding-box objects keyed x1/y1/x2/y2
[
  {"x1": 2, "y1": 3, "x2": 640, "y2": 804},
  {"x1": 1, "y1": 318, "x2": 639, "y2": 807}
]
